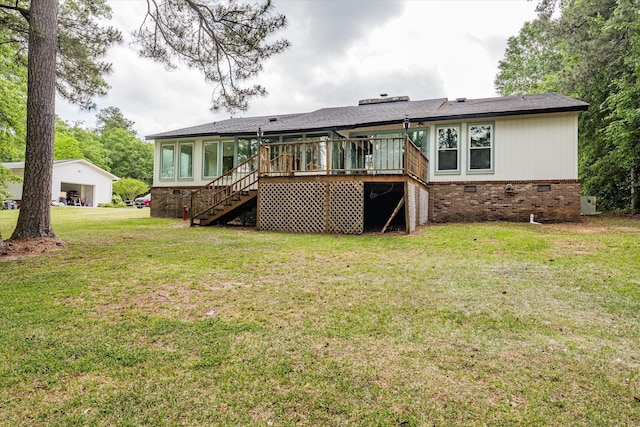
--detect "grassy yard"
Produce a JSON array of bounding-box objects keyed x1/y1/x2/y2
[{"x1": 0, "y1": 208, "x2": 639, "y2": 426}]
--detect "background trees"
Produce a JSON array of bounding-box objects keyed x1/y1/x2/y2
[
  {"x1": 94, "y1": 107, "x2": 153, "y2": 184},
  {"x1": 0, "y1": 41, "x2": 26, "y2": 163},
  {"x1": 495, "y1": 0, "x2": 640, "y2": 213},
  {"x1": 52, "y1": 107, "x2": 155, "y2": 185}
]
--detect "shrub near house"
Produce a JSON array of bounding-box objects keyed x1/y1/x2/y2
[{"x1": 112, "y1": 178, "x2": 149, "y2": 207}]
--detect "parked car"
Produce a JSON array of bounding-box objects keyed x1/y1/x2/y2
[
  {"x1": 2, "y1": 199, "x2": 18, "y2": 210},
  {"x1": 135, "y1": 194, "x2": 151, "y2": 208}
]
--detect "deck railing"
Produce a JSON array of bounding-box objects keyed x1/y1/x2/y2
[
  {"x1": 259, "y1": 136, "x2": 428, "y2": 184},
  {"x1": 404, "y1": 138, "x2": 429, "y2": 183}
]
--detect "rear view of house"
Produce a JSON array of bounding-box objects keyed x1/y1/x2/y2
[{"x1": 147, "y1": 92, "x2": 588, "y2": 234}]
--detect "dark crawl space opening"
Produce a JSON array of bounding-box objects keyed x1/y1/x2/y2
[{"x1": 363, "y1": 182, "x2": 406, "y2": 232}]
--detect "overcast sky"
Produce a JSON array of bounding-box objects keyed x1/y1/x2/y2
[{"x1": 55, "y1": 0, "x2": 538, "y2": 138}]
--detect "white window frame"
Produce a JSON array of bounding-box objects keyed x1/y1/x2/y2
[
  {"x1": 160, "y1": 142, "x2": 176, "y2": 180},
  {"x1": 467, "y1": 122, "x2": 494, "y2": 174},
  {"x1": 435, "y1": 125, "x2": 461, "y2": 174},
  {"x1": 202, "y1": 140, "x2": 220, "y2": 179},
  {"x1": 178, "y1": 141, "x2": 194, "y2": 180}
]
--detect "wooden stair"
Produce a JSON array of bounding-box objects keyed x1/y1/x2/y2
[
  {"x1": 190, "y1": 154, "x2": 260, "y2": 227},
  {"x1": 192, "y1": 190, "x2": 257, "y2": 226}
]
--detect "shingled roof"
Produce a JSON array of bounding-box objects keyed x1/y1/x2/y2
[{"x1": 147, "y1": 92, "x2": 588, "y2": 140}]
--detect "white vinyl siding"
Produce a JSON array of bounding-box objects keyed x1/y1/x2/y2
[
  {"x1": 495, "y1": 114, "x2": 578, "y2": 180},
  {"x1": 429, "y1": 113, "x2": 579, "y2": 182}
]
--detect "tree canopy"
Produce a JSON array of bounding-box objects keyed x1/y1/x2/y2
[
  {"x1": 100, "y1": 126, "x2": 153, "y2": 185},
  {"x1": 0, "y1": 40, "x2": 26, "y2": 162},
  {"x1": 96, "y1": 106, "x2": 135, "y2": 134},
  {"x1": 495, "y1": 0, "x2": 640, "y2": 213},
  {"x1": 1, "y1": 0, "x2": 122, "y2": 109}
]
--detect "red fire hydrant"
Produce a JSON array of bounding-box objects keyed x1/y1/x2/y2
[{"x1": 183, "y1": 205, "x2": 188, "y2": 221}]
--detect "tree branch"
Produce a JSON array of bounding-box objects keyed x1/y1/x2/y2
[
  {"x1": 133, "y1": 0, "x2": 287, "y2": 112},
  {"x1": 0, "y1": 1, "x2": 30, "y2": 21}
]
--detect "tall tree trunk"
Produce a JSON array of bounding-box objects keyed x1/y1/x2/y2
[
  {"x1": 632, "y1": 159, "x2": 639, "y2": 214},
  {"x1": 11, "y1": 0, "x2": 58, "y2": 240}
]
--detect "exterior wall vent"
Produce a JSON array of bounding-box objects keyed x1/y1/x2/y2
[
  {"x1": 456, "y1": 97, "x2": 467, "y2": 103},
  {"x1": 269, "y1": 117, "x2": 277, "y2": 122}
]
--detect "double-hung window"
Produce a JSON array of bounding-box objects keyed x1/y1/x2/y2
[
  {"x1": 436, "y1": 125, "x2": 460, "y2": 173},
  {"x1": 468, "y1": 123, "x2": 493, "y2": 172}
]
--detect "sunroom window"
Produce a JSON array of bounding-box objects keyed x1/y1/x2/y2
[
  {"x1": 436, "y1": 126, "x2": 460, "y2": 172},
  {"x1": 222, "y1": 141, "x2": 235, "y2": 174},
  {"x1": 237, "y1": 138, "x2": 258, "y2": 172},
  {"x1": 160, "y1": 144, "x2": 175, "y2": 179},
  {"x1": 203, "y1": 141, "x2": 219, "y2": 178},
  {"x1": 178, "y1": 142, "x2": 194, "y2": 179},
  {"x1": 237, "y1": 138, "x2": 258, "y2": 163},
  {"x1": 468, "y1": 124, "x2": 493, "y2": 171}
]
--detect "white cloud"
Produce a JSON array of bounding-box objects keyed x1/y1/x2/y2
[{"x1": 55, "y1": 0, "x2": 537, "y2": 138}]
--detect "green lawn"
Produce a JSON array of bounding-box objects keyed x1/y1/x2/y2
[{"x1": 1, "y1": 208, "x2": 639, "y2": 426}]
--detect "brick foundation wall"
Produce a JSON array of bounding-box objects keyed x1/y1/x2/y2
[
  {"x1": 150, "y1": 187, "x2": 194, "y2": 218},
  {"x1": 429, "y1": 180, "x2": 581, "y2": 223}
]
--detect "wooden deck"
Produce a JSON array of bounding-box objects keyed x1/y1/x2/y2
[{"x1": 190, "y1": 136, "x2": 429, "y2": 231}]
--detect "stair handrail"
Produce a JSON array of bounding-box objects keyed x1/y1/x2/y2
[
  {"x1": 191, "y1": 154, "x2": 259, "y2": 223},
  {"x1": 191, "y1": 170, "x2": 257, "y2": 223}
]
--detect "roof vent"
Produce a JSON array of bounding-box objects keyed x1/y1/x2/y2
[
  {"x1": 456, "y1": 97, "x2": 467, "y2": 103},
  {"x1": 359, "y1": 95, "x2": 410, "y2": 106}
]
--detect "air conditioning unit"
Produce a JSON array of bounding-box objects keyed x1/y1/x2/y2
[{"x1": 580, "y1": 196, "x2": 596, "y2": 215}]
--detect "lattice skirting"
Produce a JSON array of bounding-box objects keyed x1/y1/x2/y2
[
  {"x1": 258, "y1": 181, "x2": 364, "y2": 234},
  {"x1": 328, "y1": 181, "x2": 364, "y2": 234}
]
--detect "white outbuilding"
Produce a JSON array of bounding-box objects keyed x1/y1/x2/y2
[{"x1": 2, "y1": 159, "x2": 119, "y2": 207}]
